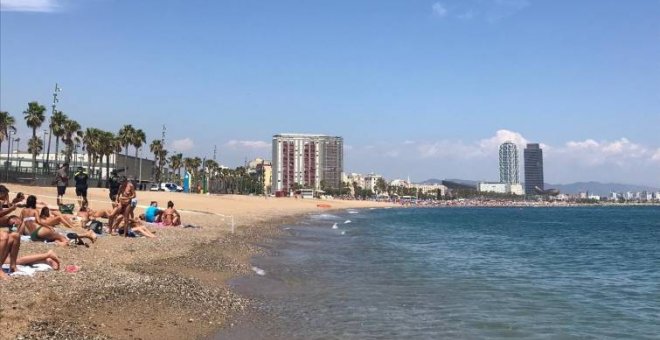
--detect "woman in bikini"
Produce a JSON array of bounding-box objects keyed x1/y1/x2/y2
[
  {"x1": 107, "y1": 178, "x2": 136, "y2": 236},
  {"x1": 162, "y1": 201, "x2": 181, "y2": 226},
  {"x1": 17, "y1": 196, "x2": 74, "y2": 247},
  {"x1": 41, "y1": 206, "x2": 97, "y2": 243}
]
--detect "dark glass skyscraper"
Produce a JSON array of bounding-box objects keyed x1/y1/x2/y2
[{"x1": 524, "y1": 143, "x2": 544, "y2": 195}]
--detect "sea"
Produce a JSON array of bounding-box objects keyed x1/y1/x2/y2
[{"x1": 219, "y1": 206, "x2": 660, "y2": 339}]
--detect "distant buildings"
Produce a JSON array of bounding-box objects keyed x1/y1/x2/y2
[
  {"x1": 499, "y1": 142, "x2": 519, "y2": 184},
  {"x1": 271, "y1": 134, "x2": 343, "y2": 192},
  {"x1": 247, "y1": 158, "x2": 272, "y2": 194},
  {"x1": 478, "y1": 141, "x2": 524, "y2": 196},
  {"x1": 477, "y1": 182, "x2": 524, "y2": 196},
  {"x1": 363, "y1": 173, "x2": 383, "y2": 193},
  {"x1": 524, "y1": 143, "x2": 544, "y2": 195}
]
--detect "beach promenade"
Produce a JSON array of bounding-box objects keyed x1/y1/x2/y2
[{"x1": 0, "y1": 184, "x2": 392, "y2": 339}]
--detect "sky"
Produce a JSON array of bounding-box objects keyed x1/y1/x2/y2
[{"x1": 1, "y1": 0, "x2": 659, "y2": 186}]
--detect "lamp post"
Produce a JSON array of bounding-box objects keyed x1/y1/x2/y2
[
  {"x1": 5, "y1": 130, "x2": 15, "y2": 181},
  {"x1": 42, "y1": 129, "x2": 48, "y2": 173},
  {"x1": 138, "y1": 147, "x2": 143, "y2": 185},
  {"x1": 45, "y1": 83, "x2": 61, "y2": 171}
]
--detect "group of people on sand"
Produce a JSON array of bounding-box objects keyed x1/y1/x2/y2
[
  {"x1": 1, "y1": 185, "x2": 69, "y2": 280},
  {"x1": 1, "y1": 170, "x2": 186, "y2": 280}
]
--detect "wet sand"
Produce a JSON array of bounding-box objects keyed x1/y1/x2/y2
[{"x1": 0, "y1": 184, "x2": 392, "y2": 339}]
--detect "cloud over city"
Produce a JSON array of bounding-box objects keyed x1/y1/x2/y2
[
  {"x1": 170, "y1": 138, "x2": 195, "y2": 152},
  {"x1": 345, "y1": 130, "x2": 660, "y2": 186},
  {"x1": 225, "y1": 140, "x2": 270, "y2": 149}
]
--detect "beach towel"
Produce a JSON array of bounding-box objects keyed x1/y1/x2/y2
[{"x1": 1, "y1": 264, "x2": 53, "y2": 277}]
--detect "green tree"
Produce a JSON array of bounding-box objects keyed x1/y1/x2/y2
[
  {"x1": 132, "y1": 128, "x2": 146, "y2": 175},
  {"x1": 23, "y1": 102, "x2": 47, "y2": 180},
  {"x1": 83, "y1": 127, "x2": 104, "y2": 176},
  {"x1": 49, "y1": 110, "x2": 68, "y2": 167},
  {"x1": 150, "y1": 139, "x2": 168, "y2": 183},
  {"x1": 168, "y1": 153, "x2": 183, "y2": 182},
  {"x1": 61, "y1": 119, "x2": 83, "y2": 164},
  {"x1": 118, "y1": 124, "x2": 135, "y2": 171},
  {"x1": 375, "y1": 177, "x2": 388, "y2": 195},
  {"x1": 1, "y1": 111, "x2": 17, "y2": 160}
]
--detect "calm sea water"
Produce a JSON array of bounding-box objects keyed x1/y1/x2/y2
[{"x1": 224, "y1": 207, "x2": 660, "y2": 339}]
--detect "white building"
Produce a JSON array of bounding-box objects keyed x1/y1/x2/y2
[
  {"x1": 364, "y1": 173, "x2": 383, "y2": 193},
  {"x1": 271, "y1": 134, "x2": 343, "y2": 192},
  {"x1": 499, "y1": 142, "x2": 519, "y2": 184},
  {"x1": 478, "y1": 182, "x2": 508, "y2": 194},
  {"x1": 343, "y1": 172, "x2": 365, "y2": 188},
  {"x1": 478, "y1": 182, "x2": 524, "y2": 195},
  {"x1": 412, "y1": 183, "x2": 447, "y2": 196}
]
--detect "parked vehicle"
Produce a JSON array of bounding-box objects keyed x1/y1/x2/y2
[{"x1": 149, "y1": 182, "x2": 183, "y2": 192}]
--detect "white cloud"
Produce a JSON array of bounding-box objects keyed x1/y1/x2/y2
[
  {"x1": 653, "y1": 149, "x2": 660, "y2": 162},
  {"x1": 432, "y1": 2, "x2": 448, "y2": 17},
  {"x1": 226, "y1": 140, "x2": 270, "y2": 149},
  {"x1": 170, "y1": 138, "x2": 194, "y2": 152},
  {"x1": 345, "y1": 130, "x2": 660, "y2": 186},
  {"x1": 0, "y1": 0, "x2": 60, "y2": 12}
]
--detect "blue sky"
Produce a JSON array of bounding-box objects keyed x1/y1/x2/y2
[{"x1": 1, "y1": 0, "x2": 659, "y2": 186}]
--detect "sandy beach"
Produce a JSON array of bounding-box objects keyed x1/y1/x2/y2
[{"x1": 0, "y1": 184, "x2": 392, "y2": 339}]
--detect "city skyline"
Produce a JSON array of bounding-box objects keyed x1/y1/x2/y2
[{"x1": 1, "y1": 1, "x2": 659, "y2": 186}]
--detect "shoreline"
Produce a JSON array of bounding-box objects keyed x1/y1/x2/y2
[{"x1": 0, "y1": 184, "x2": 390, "y2": 339}]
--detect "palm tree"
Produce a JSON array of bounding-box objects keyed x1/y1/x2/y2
[
  {"x1": 149, "y1": 139, "x2": 165, "y2": 182},
  {"x1": 50, "y1": 110, "x2": 68, "y2": 167},
  {"x1": 83, "y1": 128, "x2": 103, "y2": 176},
  {"x1": 61, "y1": 119, "x2": 82, "y2": 164},
  {"x1": 168, "y1": 153, "x2": 183, "y2": 183},
  {"x1": 132, "y1": 128, "x2": 146, "y2": 176},
  {"x1": 98, "y1": 131, "x2": 121, "y2": 182},
  {"x1": 23, "y1": 101, "x2": 46, "y2": 180},
  {"x1": 27, "y1": 136, "x2": 43, "y2": 160},
  {"x1": 117, "y1": 124, "x2": 135, "y2": 172},
  {"x1": 1, "y1": 111, "x2": 17, "y2": 162}
]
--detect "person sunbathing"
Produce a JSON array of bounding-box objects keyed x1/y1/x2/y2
[
  {"x1": 0, "y1": 186, "x2": 24, "y2": 227},
  {"x1": 77, "y1": 202, "x2": 113, "y2": 223},
  {"x1": 0, "y1": 228, "x2": 21, "y2": 280},
  {"x1": 41, "y1": 207, "x2": 98, "y2": 244},
  {"x1": 3, "y1": 250, "x2": 61, "y2": 271},
  {"x1": 116, "y1": 218, "x2": 157, "y2": 238},
  {"x1": 40, "y1": 206, "x2": 77, "y2": 229},
  {"x1": 19, "y1": 196, "x2": 96, "y2": 246},
  {"x1": 162, "y1": 201, "x2": 181, "y2": 226}
]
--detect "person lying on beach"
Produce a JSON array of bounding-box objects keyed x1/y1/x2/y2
[
  {"x1": 117, "y1": 218, "x2": 157, "y2": 238},
  {"x1": 40, "y1": 207, "x2": 77, "y2": 229},
  {"x1": 19, "y1": 196, "x2": 96, "y2": 246},
  {"x1": 3, "y1": 250, "x2": 61, "y2": 271},
  {"x1": 77, "y1": 201, "x2": 113, "y2": 224},
  {"x1": 162, "y1": 201, "x2": 181, "y2": 226}
]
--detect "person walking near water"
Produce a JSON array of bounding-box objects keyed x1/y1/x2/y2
[
  {"x1": 55, "y1": 163, "x2": 69, "y2": 206},
  {"x1": 74, "y1": 167, "x2": 89, "y2": 207}
]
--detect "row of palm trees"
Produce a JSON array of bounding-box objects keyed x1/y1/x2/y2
[{"x1": 1, "y1": 102, "x2": 171, "y2": 181}]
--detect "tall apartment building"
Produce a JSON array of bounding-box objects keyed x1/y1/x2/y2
[
  {"x1": 499, "y1": 141, "x2": 519, "y2": 184},
  {"x1": 524, "y1": 143, "x2": 544, "y2": 195},
  {"x1": 272, "y1": 134, "x2": 343, "y2": 192}
]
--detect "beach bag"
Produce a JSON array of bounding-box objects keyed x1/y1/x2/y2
[
  {"x1": 66, "y1": 233, "x2": 89, "y2": 248},
  {"x1": 59, "y1": 204, "x2": 75, "y2": 214},
  {"x1": 88, "y1": 220, "x2": 104, "y2": 235}
]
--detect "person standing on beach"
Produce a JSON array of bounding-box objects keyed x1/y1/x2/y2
[
  {"x1": 74, "y1": 167, "x2": 89, "y2": 207},
  {"x1": 55, "y1": 163, "x2": 69, "y2": 206}
]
